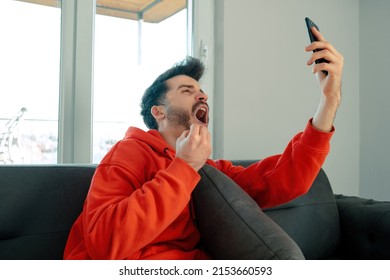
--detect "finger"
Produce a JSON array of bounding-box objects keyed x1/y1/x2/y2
[
  {"x1": 311, "y1": 26, "x2": 326, "y2": 41},
  {"x1": 198, "y1": 125, "x2": 211, "y2": 142},
  {"x1": 311, "y1": 62, "x2": 331, "y2": 75},
  {"x1": 198, "y1": 124, "x2": 209, "y2": 135},
  {"x1": 188, "y1": 123, "x2": 200, "y2": 135},
  {"x1": 306, "y1": 41, "x2": 339, "y2": 59},
  {"x1": 311, "y1": 60, "x2": 341, "y2": 77},
  {"x1": 306, "y1": 49, "x2": 332, "y2": 65},
  {"x1": 180, "y1": 129, "x2": 190, "y2": 139},
  {"x1": 307, "y1": 47, "x2": 343, "y2": 70}
]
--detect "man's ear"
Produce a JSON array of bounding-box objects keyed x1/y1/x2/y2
[{"x1": 151, "y1": 105, "x2": 165, "y2": 122}]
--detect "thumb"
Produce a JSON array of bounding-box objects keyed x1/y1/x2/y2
[{"x1": 180, "y1": 129, "x2": 190, "y2": 138}]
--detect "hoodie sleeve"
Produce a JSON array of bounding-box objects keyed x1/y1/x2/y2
[
  {"x1": 214, "y1": 119, "x2": 334, "y2": 209},
  {"x1": 82, "y1": 142, "x2": 201, "y2": 259}
]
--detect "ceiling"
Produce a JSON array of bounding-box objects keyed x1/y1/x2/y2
[{"x1": 17, "y1": 0, "x2": 186, "y2": 23}]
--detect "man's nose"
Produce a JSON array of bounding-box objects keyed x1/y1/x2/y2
[{"x1": 196, "y1": 91, "x2": 208, "y2": 102}]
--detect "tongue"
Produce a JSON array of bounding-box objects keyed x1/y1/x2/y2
[{"x1": 196, "y1": 109, "x2": 205, "y2": 121}]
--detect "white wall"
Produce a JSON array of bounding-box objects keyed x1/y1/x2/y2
[
  {"x1": 360, "y1": 0, "x2": 390, "y2": 200},
  {"x1": 205, "y1": 0, "x2": 361, "y2": 197}
]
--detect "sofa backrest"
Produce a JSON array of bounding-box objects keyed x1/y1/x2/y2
[
  {"x1": 231, "y1": 160, "x2": 341, "y2": 259},
  {"x1": 0, "y1": 162, "x2": 340, "y2": 260},
  {"x1": 0, "y1": 165, "x2": 96, "y2": 260}
]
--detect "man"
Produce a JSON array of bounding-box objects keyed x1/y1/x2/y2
[{"x1": 64, "y1": 27, "x2": 343, "y2": 260}]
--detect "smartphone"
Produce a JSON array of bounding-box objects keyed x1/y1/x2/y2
[{"x1": 305, "y1": 17, "x2": 328, "y2": 74}]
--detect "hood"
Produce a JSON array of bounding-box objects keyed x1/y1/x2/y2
[{"x1": 124, "y1": 126, "x2": 174, "y2": 157}]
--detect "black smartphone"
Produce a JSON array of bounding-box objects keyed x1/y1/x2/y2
[{"x1": 305, "y1": 17, "x2": 328, "y2": 74}]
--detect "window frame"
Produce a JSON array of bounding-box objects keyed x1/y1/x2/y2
[{"x1": 58, "y1": 0, "x2": 95, "y2": 163}]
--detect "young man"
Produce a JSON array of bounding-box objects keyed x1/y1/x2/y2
[{"x1": 64, "y1": 27, "x2": 343, "y2": 260}]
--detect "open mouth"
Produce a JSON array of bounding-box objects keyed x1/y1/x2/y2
[{"x1": 195, "y1": 105, "x2": 209, "y2": 125}]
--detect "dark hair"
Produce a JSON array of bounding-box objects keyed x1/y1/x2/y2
[{"x1": 140, "y1": 56, "x2": 205, "y2": 129}]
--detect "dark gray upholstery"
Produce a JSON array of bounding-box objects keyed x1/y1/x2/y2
[
  {"x1": 335, "y1": 194, "x2": 390, "y2": 259},
  {"x1": 0, "y1": 163, "x2": 389, "y2": 260},
  {"x1": 0, "y1": 165, "x2": 95, "y2": 259},
  {"x1": 193, "y1": 164, "x2": 305, "y2": 260},
  {"x1": 262, "y1": 168, "x2": 340, "y2": 259},
  {"x1": 232, "y1": 160, "x2": 390, "y2": 260}
]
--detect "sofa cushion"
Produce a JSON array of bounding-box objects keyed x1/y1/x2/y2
[
  {"x1": 192, "y1": 164, "x2": 305, "y2": 259},
  {"x1": 335, "y1": 195, "x2": 390, "y2": 259},
  {"x1": 0, "y1": 165, "x2": 95, "y2": 260},
  {"x1": 263, "y1": 168, "x2": 340, "y2": 259}
]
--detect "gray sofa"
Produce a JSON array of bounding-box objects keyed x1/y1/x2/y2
[{"x1": 1, "y1": 162, "x2": 390, "y2": 260}]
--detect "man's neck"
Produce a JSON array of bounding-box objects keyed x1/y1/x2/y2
[{"x1": 158, "y1": 126, "x2": 185, "y2": 151}]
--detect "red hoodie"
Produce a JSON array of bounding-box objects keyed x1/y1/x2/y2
[{"x1": 63, "y1": 119, "x2": 333, "y2": 260}]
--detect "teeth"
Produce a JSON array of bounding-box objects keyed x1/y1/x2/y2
[{"x1": 196, "y1": 106, "x2": 207, "y2": 123}]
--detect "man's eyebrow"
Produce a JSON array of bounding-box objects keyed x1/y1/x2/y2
[
  {"x1": 178, "y1": 84, "x2": 194, "y2": 89},
  {"x1": 177, "y1": 84, "x2": 204, "y2": 93}
]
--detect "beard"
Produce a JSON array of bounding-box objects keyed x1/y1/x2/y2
[
  {"x1": 165, "y1": 105, "x2": 191, "y2": 130},
  {"x1": 164, "y1": 101, "x2": 204, "y2": 130}
]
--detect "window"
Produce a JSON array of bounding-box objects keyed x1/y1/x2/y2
[
  {"x1": 0, "y1": 0, "x2": 190, "y2": 164},
  {"x1": 0, "y1": 0, "x2": 61, "y2": 164},
  {"x1": 93, "y1": 8, "x2": 188, "y2": 163}
]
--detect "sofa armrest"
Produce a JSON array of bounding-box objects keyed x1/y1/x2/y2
[{"x1": 334, "y1": 194, "x2": 390, "y2": 259}]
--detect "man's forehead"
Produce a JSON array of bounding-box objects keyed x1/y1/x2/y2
[{"x1": 166, "y1": 75, "x2": 200, "y2": 89}]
